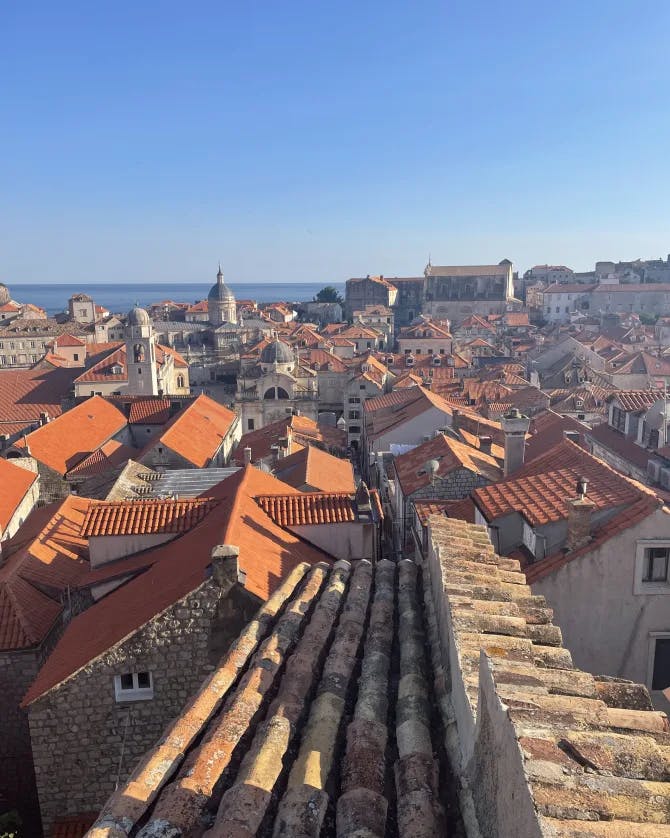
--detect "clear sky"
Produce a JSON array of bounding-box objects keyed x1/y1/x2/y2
[{"x1": 2, "y1": 1, "x2": 670, "y2": 284}]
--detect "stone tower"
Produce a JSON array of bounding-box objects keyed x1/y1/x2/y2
[
  {"x1": 207, "y1": 265, "x2": 237, "y2": 326},
  {"x1": 125, "y1": 306, "x2": 159, "y2": 396}
]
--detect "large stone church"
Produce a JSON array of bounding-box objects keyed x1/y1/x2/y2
[{"x1": 236, "y1": 337, "x2": 319, "y2": 432}]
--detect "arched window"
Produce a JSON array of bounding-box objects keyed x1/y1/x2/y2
[
  {"x1": 177, "y1": 374, "x2": 184, "y2": 388},
  {"x1": 275, "y1": 387, "x2": 289, "y2": 400}
]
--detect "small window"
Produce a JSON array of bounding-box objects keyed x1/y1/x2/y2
[
  {"x1": 247, "y1": 418, "x2": 255, "y2": 431},
  {"x1": 359, "y1": 384, "x2": 366, "y2": 390},
  {"x1": 651, "y1": 638, "x2": 670, "y2": 691},
  {"x1": 643, "y1": 547, "x2": 669, "y2": 582},
  {"x1": 114, "y1": 671, "x2": 153, "y2": 702},
  {"x1": 73, "y1": 353, "x2": 79, "y2": 361}
]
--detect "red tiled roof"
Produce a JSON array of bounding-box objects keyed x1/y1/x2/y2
[
  {"x1": 65, "y1": 438, "x2": 137, "y2": 479},
  {"x1": 0, "y1": 458, "x2": 37, "y2": 531},
  {"x1": 364, "y1": 386, "x2": 455, "y2": 442},
  {"x1": 297, "y1": 348, "x2": 348, "y2": 373},
  {"x1": 474, "y1": 439, "x2": 647, "y2": 526},
  {"x1": 22, "y1": 467, "x2": 332, "y2": 704},
  {"x1": 82, "y1": 498, "x2": 217, "y2": 537},
  {"x1": 609, "y1": 390, "x2": 661, "y2": 412},
  {"x1": 0, "y1": 495, "x2": 92, "y2": 651},
  {"x1": 128, "y1": 398, "x2": 172, "y2": 425},
  {"x1": 272, "y1": 445, "x2": 355, "y2": 493},
  {"x1": 413, "y1": 497, "x2": 476, "y2": 526},
  {"x1": 233, "y1": 415, "x2": 346, "y2": 464},
  {"x1": 394, "y1": 434, "x2": 500, "y2": 496},
  {"x1": 588, "y1": 421, "x2": 652, "y2": 469},
  {"x1": 257, "y1": 489, "x2": 383, "y2": 527},
  {"x1": 525, "y1": 409, "x2": 589, "y2": 461},
  {"x1": 525, "y1": 495, "x2": 663, "y2": 584},
  {"x1": 53, "y1": 333, "x2": 86, "y2": 347},
  {"x1": 0, "y1": 362, "x2": 80, "y2": 436},
  {"x1": 140, "y1": 394, "x2": 237, "y2": 468},
  {"x1": 15, "y1": 395, "x2": 128, "y2": 475},
  {"x1": 50, "y1": 812, "x2": 97, "y2": 838}
]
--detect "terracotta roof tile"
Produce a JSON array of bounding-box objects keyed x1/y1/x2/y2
[
  {"x1": 15, "y1": 395, "x2": 128, "y2": 475},
  {"x1": 363, "y1": 386, "x2": 454, "y2": 441},
  {"x1": 233, "y1": 415, "x2": 346, "y2": 464},
  {"x1": 22, "y1": 467, "x2": 332, "y2": 704},
  {"x1": 394, "y1": 433, "x2": 501, "y2": 496},
  {"x1": 65, "y1": 439, "x2": 137, "y2": 478},
  {"x1": 127, "y1": 398, "x2": 171, "y2": 425},
  {"x1": 82, "y1": 498, "x2": 217, "y2": 537},
  {"x1": 0, "y1": 362, "x2": 80, "y2": 437},
  {"x1": 609, "y1": 390, "x2": 661, "y2": 412},
  {"x1": 256, "y1": 490, "x2": 383, "y2": 526},
  {"x1": 50, "y1": 813, "x2": 97, "y2": 838},
  {"x1": 0, "y1": 458, "x2": 37, "y2": 531},
  {"x1": 272, "y1": 445, "x2": 355, "y2": 493},
  {"x1": 0, "y1": 495, "x2": 92, "y2": 650},
  {"x1": 140, "y1": 394, "x2": 238, "y2": 468},
  {"x1": 474, "y1": 439, "x2": 653, "y2": 527}
]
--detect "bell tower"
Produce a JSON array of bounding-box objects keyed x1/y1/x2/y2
[{"x1": 125, "y1": 306, "x2": 159, "y2": 396}]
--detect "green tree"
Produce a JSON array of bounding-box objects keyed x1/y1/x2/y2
[{"x1": 314, "y1": 286, "x2": 344, "y2": 305}]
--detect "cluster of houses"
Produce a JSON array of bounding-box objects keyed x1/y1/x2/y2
[{"x1": 3, "y1": 259, "x2": 670, "y2": 835}]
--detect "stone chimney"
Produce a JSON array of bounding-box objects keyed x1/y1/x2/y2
[
  {"x1": 479, "y1": 435, "x2": 493, "y2": 455},
  {"x1": 452, "y1": 409, "x2": 460, "y2": 433},
  {"x1": 500, "y1": 408, "x2": 530, "y2": 477},
  {"x1": 566, "y1": 477, "x2": 595, "y2": 552},
  {"x1": 210, "y1": 544, "x2": 242, "y2": 589},
  {"x1": 243, "y1": 446, "x2": 252, "y2": 465}
]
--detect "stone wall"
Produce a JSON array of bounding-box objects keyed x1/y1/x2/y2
[
  {"x1": 27, "y1": 568, "x2": 259, "y2": 833},
  {"x1": 0, "y1": 649, "x2": 41, "y2": 834},
  {"x1": 421, "y1": 515, "x2": 670, "y2": 837}
]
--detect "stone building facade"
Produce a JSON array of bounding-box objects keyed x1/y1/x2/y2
[{"x1": 26, "y1": 562, "x2": 258, "y2": 834}]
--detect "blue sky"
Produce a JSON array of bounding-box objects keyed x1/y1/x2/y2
[{"x1": 2, "y1": 1, "x2": 670, "y2": 284}]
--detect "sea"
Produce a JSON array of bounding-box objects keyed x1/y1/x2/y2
[{"x1": 9, "y1": 282, "x2": 346, "y2": 317}]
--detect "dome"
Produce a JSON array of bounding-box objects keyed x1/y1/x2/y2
[
  {"x1": 127, "y1": 306, "x2": 151, "y2": 326},
  {"x1": 208, "y1": 266, "x2": 235, "y2": 302},
  {"x1": 260, "y1": 339, "x2": 293, "y2": 365},
  {"x1": 0, "y1": 283, "x2": 10, "y2": 306}
]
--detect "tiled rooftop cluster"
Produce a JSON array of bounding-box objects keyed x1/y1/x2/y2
[
  {"x1": 85, "y1": 554, "x2": 455, "y2": 838},
  {"x1": 423, "y1": 515, "x2": 670, "y2": 837}
]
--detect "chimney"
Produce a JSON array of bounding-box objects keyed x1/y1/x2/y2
[
  {"x1": 479, "y1": 435, "x2": 493, "y2": 455},
  {"x1": 452, "y1": 409, "x2": 460, "y2": 432},
  {"x1": 210, "y1": 544, "x2": 243, "y2": 589},
  {"x1": 564, "y1": 429, "x2": 580, "y2": 444},
  {"x1": 565, "y1": 477, "x2": 595, "y2": 552},
  {"x1": 500, "y1": 408, "x2": 530, "y2": 476},
  {"x1": 243, "y1": 446, "x2": 252, "y2": 465}
]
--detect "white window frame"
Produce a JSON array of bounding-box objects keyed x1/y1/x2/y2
[
  {"x1": 114, "y1": 671, "x2": 154, "y2": 702},
  {"x1": 647, "y1": 632, "x2": 670, "y2": 695},
  {"x1": 634, "y1": 541, "x2": 670, "y2": 595}
]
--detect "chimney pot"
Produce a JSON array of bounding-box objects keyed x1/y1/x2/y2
[
  {"x1": 479, "y1": 435, "x2": 493, "y2": 455},
  {"x1": 500, "y1": 408, "x2": 530, "y2": 476},
  {"x1": 243, "y1": 446, "x2": 252, "y2": 465}
]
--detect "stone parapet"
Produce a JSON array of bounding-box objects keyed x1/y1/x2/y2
[{"x1": 425, "y1": 515, "x2": 670, "y2": 837}]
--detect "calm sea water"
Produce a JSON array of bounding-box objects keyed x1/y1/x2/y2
[{"x1": 9, "y1": 282, "x2": 346, "y2": 317}]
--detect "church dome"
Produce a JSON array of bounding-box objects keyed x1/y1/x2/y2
[
  {"x1": 208, "y1": 266, "x2": 235, "y2": 302},
  {"x1": 260, "y1": 338, "x2": 293, "y2": 365},
  {"x1": 127, "y1": 306, "x2": 151, "y2": 326},
  {"x1": 0, "y1": 283, "x2": 10, "y2": 305}
]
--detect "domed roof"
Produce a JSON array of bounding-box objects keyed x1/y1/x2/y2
[
  {"x1": 0, "y1": 283, "x2": 10, "y2": 306},
  {"x1": 127, "y1": 306, "x2": 151, "y2": 326},
  {"x1": 260, "y1": 338, "x2": 293, "y2": 365},
  {"x1": 208, "y1": 266, "x2": 235, "y2": 302}
]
